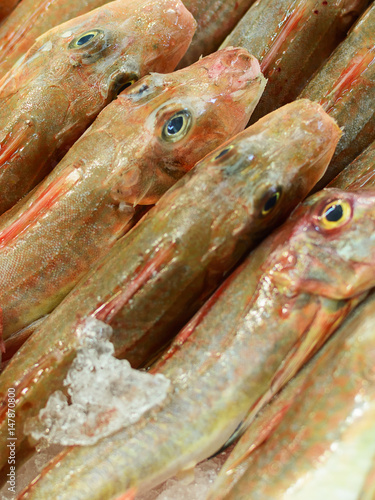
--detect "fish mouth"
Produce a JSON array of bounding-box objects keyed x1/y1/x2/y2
[{"x1": 205, "y1": 47, "x2": 263, "y2": 90}]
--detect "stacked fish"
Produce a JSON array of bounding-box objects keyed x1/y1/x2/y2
[{"x1": 0, "y1": 0, "x2": 374, "y2": 498}]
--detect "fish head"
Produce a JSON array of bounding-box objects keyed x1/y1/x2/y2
[
  {"x1": 109, "y1": 47, "x2": 266, "y2": 205},
  {"x1": 10, "y1": 0, "x2": 195, "y2": 104},
  {"x1": 270, "y1": 188, "x2": 375, "y2": 300},
  {"x1": 191, "y1": 99, "x2": 341, "y2": 243}
]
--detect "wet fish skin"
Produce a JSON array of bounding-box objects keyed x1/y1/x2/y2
[
  {"x1": 0, "y1": 0, "x2": 114, "y2": 79},
  {"x1": 300, "y1": 2, "x2": 375, "y2": 189},
  {"x1": 17, "y1": 188, "x2": 375, "y2": 499},
  {"x1": 0, "y1": 47, "x2": 265, "y2": 350},
  {"x1": 0, "y1": 0, "x2": 196, "y2": 215},
  {"x1": 0, "y1": 97, "x2": 338, "y2": 476},
  {"x1": 329, "y1": 140, "x2": 375, "y2": 190},
  {"x1": 178, "y1": 0, "x2": 257, "y2": 68},
  {"x1": 206, "y1": 292, "x2": 375, "y2": 500},
  {"x1": 220, "y1": 0, "x2": 369, "y2": 124}
]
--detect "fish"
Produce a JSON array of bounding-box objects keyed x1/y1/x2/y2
[
  {"x1": 220, "y1": 0, "x2": 369, "y2": 125},
  {"x1": 0, "y1": 0, "x2": 114, "y2": 79},
  {"x1": 300, "y1": 2, "x2": 375, "y2": 189},
  {"x1": 0, "y1": 0, "x2": 19, "y2": 24},
  {"x1": 0, "y1": 98, "x2": 339, "y2": 478},
  {"x1": 0, "y1": 0, "x2": 196, "y2": 215},
  {"x1": 205, "y1": 292, "x2": 375, "y2": 500},
  {"x1": 13, "y1": 187, "x2": 375, "y2": 499},
  {"x1": 178, "y1": 0, "x2": 257, "y2": 68},
  {"x1": 0, "y1": 47, "x2": 265, "y2": 354},
  {"x1": 329, "y1": 140, "x2": 375, "y2": 190}
]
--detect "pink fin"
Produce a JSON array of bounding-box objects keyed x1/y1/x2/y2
[
  {"x1": 94, "y1": 243, "x2": 176, "y2": 323},
  {"x1": 114, "y1": 488, "x2": 137, "y2": 500},
  {"x1": 0, "y1": 120, "x2": 32, "y2": 164},
  {"x1": 260, "y1": 2, "x2": 307, "y2": 72},
  {"x1": 0, "y1": 168, "x2": 80, "y2": 248},
  {"x1": 320, "y1": 47, "x2": 375, "y2": 112}
]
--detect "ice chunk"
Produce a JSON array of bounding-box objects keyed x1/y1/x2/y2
[{"x1": 25, "y1": 317, "x2": 170, "y2": 446}]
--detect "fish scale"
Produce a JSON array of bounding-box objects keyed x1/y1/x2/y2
[
  {"x1": 0, "y1": 47, "x2": 265, "y2": 353},
  {"x1": 0, "y1": 0, "x2": 196, "y2": 215},
  {"x1": 0, "y1": 99, "x2": 340, "y2": 498}
]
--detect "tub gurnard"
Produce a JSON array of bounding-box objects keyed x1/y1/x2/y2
[
  {"x1": 206, "y1": 292, "x2": 375, "y2": 500},
  {"x1": 220, "y1": 0, "x2": 369, "y2": 125},
  {"x1": 0, "y1": 47, "x2": 265, "y2": 356},
  {"x1": 0, "y1": 0, "x2": 196, "y2": 215},
  {"x1": 300, "y1": 2, "x2": 375, "y2": 189},
  {"x1": 13, "y1": 187, "x2": 375, "y2": 499},
  {"x1": 0, "y1": 0, "x2": 114, "y2": 79},
  {"x1": 0, "y1": 98, "x2": 338, "y2": 475}
]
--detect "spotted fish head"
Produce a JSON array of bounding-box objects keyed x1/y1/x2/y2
[{"x1": 109, "y1": 47, "x2": 266, "y2": 205}]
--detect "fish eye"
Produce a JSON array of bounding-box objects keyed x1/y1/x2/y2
[
  {"x1": 69, "y1": 29, "x2": 103, "y2": 49},
  {"x1": 162, "y1": 110, "x2": 192, "y2": 143},
  {"x1": 214, "y1": 145, "x2": 234, "y2": 160},
  {"x1": 261, "y1": 188, "x2": 282, "y2": 216},
  {"x1": 318, "y1": 199, "x2": 352, "y2": 230},
  {"x1": 116, "y1": 79, "x2": 137, "y2": 94}
]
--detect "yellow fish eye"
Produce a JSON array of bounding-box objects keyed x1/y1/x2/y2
[
  {"x1": 162, "y1": 110, "x2": 192, "y2": 143},
  {"x1": 69, "y1": 29, "x2": 103, "y2": 49},
  {"x1": 262, "y1": 188, "x2": 282, "y2": 216},
  {"x1": 318, "y1": 199, "x2": 352, "y2": 229}
]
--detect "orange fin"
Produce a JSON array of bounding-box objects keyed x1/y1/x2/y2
[
  {"x1": 114, "y1": 488, "x2": 137, "y2": 500},
  {"x1": 94, "y1": 243, "x2": 176, "y2": 323}
]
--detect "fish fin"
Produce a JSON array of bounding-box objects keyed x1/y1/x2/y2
[
  {"x1": 226, "y1": 402, "x2": 293, "y2": 472},
  {"x1": 114, "y1": 488, "x2": 137, "y2": 500},
  {"x1": 94, "y1": 243, "x2": 175, "y2": 322},
  {"x1": 0, "y1": 120, "x2": 34, "y2": 164}
]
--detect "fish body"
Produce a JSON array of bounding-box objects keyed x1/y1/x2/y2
[
  {"x1": 329, "y1": 140, "x2": 375, "y2": 190},
  {"x1": 0, "y1": 0, "x2": 19, "y2": 23},
  {"x1": 300, "y1": 3, "x2": 375, "y2": 188},
  {"x1": 0, "y1": 0, "x2": 195, "y2": 215},
  {"x1": 0, "y1": 98, "x2": 338, "y2": 475},
  {"x1": 206, "y1": 292, "x2": 375, "y2": 500},
  {"x1": 178, "y1": 0, "x2": 257, "y2": 68},
  {"x1": 0, "y1": 0, "x2": 114, "y2": 79},
  {"x1": 220, "y1": 0, "x2": 369, "y2": 124},
  {"x1": 0, "y1": 47, "x2": 265, "y2": 350},
  {"x1": 15, "y1": 188, "x2": 375, "y2": 499}
]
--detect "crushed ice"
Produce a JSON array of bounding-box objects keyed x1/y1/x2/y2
[{"x1": 25, "y1": 317, "x2": 170, "y2": 446}]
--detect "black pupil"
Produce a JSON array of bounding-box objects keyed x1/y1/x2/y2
[
  {"x1": 325, "y1": 203, "x2": 343, "y2": 222},
  {"x1": 264, "y1": 193, "x2": 279, "y2": 212},
  {"x1": 117, "y1": 81, "x2": 133, "y2": 93},
  {"x1": 167, "y1": 116, "x2": 184, "y2": 135},
  {"x1": 215, "y1": 148, "x2": 230, "y2": 160},
  {"x1": 77, "y1": 33, "x2": 95, "y2": 46}
]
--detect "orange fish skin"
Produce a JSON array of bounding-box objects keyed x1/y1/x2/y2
[
  {"x1": 0, "y1": 0, "x2": 19, "y2": 24},
  {"x1": 300, "y1": 3, "x2": 375, "y2": 188},
  {"x1": 4, "y1": 99, "x2": 339, "y2": 499},
  {"x1": 0, "y1": 0, "x2": 114, "y2": 79},
  {"x1": 207, "y1": 292, "x2": 375, "y2": 500},
  {"x1": 0, "y1": 0, "x2": 196, "y2": 215},
  {"x1": 178, "y1": 0, "x2": 257, "y2": 68},
  {"x1": 221, "y1": 0, "x2": 369, "y2": 124},
  {"x1": 0, "y1": 48, "x2": 265, "y2": 350},
  {"x1": 15, "y1": 188, "x2": 375, "y2": 500},
  {"x1": 329, "y1": 140, "x2": 375, "y2": 190}
]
